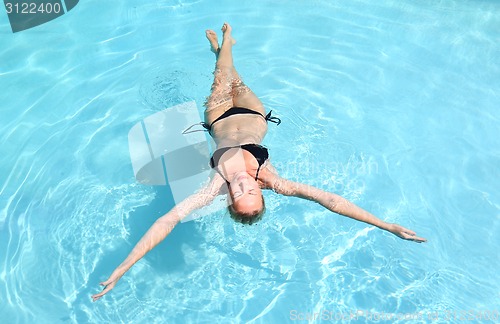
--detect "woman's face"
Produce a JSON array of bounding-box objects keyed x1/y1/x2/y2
[{"x1": 228, "y1": 171, "x2": 263, "y2": 214}]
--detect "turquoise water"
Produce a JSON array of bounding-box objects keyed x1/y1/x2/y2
[{"x1": 1, "y1": 0, "x2": 499, "y2": 323}]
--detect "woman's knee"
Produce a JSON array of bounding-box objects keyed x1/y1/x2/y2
[{"x1": 215, "y1": 62, "x2": 233, "y2": 72}]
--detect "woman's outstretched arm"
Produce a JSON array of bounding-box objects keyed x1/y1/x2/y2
[
  {"x1": 263, "y1": 168, "x2": 426, "y2": 243},
  {"x1": 91, "y1": 175, "x2": 225, "y2": 301}
]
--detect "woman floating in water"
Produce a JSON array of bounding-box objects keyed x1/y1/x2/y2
[{"x1": 92, "y1": 23, "x2": 426, "y2": 302}]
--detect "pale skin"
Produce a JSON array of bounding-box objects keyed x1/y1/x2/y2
[{"x1": 91, "y1": 23, "x2": 426, "y2": 302}]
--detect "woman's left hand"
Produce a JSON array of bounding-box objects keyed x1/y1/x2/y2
[{"x1": 386, "y1": 223, "x2": 427, "y2": 243}]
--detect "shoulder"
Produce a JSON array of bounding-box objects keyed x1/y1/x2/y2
[
  {"x1": 201, "y1": 172, "x2": 227, "y2": 196},
  {"x1": 257, "y1": 161, "x2": 277, "y2": 188},
  {"x1": 257, "y1": 162, "x2": 294, "y2": 195}
]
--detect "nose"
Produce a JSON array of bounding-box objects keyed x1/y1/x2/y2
[
  {"x1": 237, "y1": 177, "x2": 248, "y2": 191},
  {"x1": 231, "y1": 173, "x2": 250, "y2": 196}
]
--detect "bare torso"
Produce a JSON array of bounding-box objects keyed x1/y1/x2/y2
[
  {"x1": 204, "y1": 103, "x2": 274, "y2": 187},
  {"x1": 204, "y1": 99, "x2": 268, "y2": 148}
]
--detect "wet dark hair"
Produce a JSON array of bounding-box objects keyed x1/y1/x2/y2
[{"x1": 228, "y1": 195, "x2": 266, "y2": 225}]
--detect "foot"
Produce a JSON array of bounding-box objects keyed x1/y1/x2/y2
[
  {"x1": 205, "y1": 30, "x2": 220, "y2": 54},
  {"x1": 221, "y1": 22, "x2": 236, "y2": 46}
]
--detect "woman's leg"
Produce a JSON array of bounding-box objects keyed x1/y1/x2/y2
[
  {"x1": 216, "y1": 23, "x2": 236, "y2": 69},
  {"x1": 205, "y1": 23, "x2": 265, "y2": 120},
  {"x1": 219, "y1": 24, "x2": 264, "y2": 112},
  {"x1": 204, "y1": 24, "x2": 236, "y2": 116}
]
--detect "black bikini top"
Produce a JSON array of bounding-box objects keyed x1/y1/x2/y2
[{"x1": 210, "y1": 144, "x2": 269, "y2": 182}]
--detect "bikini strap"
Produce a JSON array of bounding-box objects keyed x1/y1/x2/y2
[
  {"x1": 183, "y1": 110, "x2": 280, "y2": 134},
  {"x1": 265, "y1": 110, "x2": 281, "y2": 125},
  {"x1": 182, "y1": 122, "x2": 211, "y2": 134},
  {"x1": 255, "y1": 164, "x2": 263, "y2": 181}
]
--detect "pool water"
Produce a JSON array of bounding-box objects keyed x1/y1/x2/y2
[{"x1": 1, "y1": 0, "x2": 499, "y2": 323}]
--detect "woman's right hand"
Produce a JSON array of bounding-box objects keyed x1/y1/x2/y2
[{"x1": 91, "y1": 272, "x2": 123, "y2": 302}]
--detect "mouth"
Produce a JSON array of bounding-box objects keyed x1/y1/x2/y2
[
  {"x1": 233, "y1": 172, "x2": 247, "y2": 183},
  {"x1": 232, "y1": 172, "x2": 247, "y2": 182}
]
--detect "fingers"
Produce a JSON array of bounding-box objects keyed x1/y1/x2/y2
[
  {"x1": 411, "y1": 235, "x2": 427, "y2": 243},
  {"x1": 401, "y1": 231, "x2": 427, "y2": 243},
  {"x1": 92, "y1": 288, "x2": 106, "y2": 301},
  {"x1": 91, "y1": 290, "x2": 106, "y2": 302},
  {"x1": 92, "y1": 285, "x2": 113, "y2": 302},
  {"x1": 395, "y1": 225, "x2": 426, "y2": 243},
  {"x1": 92, "y1": 280, "x2": 116, "y2": 302}
]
